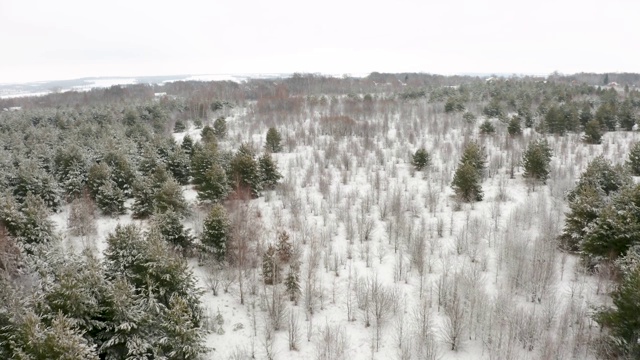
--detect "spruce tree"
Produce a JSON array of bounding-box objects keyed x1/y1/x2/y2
[
  {"x1": 627, "y1": 142, "x2": 640, "y2": 176},
  {"x1": 213, "y1": 117, "x2": 227, "y2": 139},
  {"x1": 259, "y1": 152, "x2": 282, "y2": 190},
  {"x1": 583, "y1": 119, "x2": 603, "y2": 144},
  {"x1": 451, "y1": 142, "x2": 486, "y2": 202},
  {"x1": 197, "y1": 164, "x2": 230, "y2": 204},
  {"x1": 167, "y1": 147, "x2": 191, "y2": 185},
  {"x1": 265, "y1": 127, "x2": 283, "y2": 153},
  {"x1": 229, "y1": 148, "x2": 262, "y2": 197},
  {"x1": 507, "y1": 116, "x2": 522, "y2": 136},
  {"x1": 154, "y1": 177, "x2": 188, "y2": 216},
  {"x1": 451, "y1": 162, "x2": 483, "y2": 202},
  {"x1": 201, "y1": 204, "x2": 230, "y2": 262},
  {"x1": 152, "y1": 210, "x2": 194, "y2": 252},
  {"x1": 596, "y1": 264, "x2": 640, "y2": 358}
]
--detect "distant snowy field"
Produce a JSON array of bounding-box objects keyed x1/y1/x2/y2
[{"x1": 51, "y1": 102, "x2": 640, "y2": 360}]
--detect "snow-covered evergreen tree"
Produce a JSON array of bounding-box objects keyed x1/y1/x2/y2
[
  {"x1": 154, "y1": 177, "x2": 188, "y2": 216},
  {"x1": 259, "y1": 152, "x2": 282, "y2": 190},
  {"x1": 197, "y1": 164, "x2": 230, "y2": 204},
  {"x1": 152, "y1": 209, "x2": 194, "y2": 252},
  {"x1": 628, "y1": 142, "x2": 640, "y2": 176},
  {"x1": 201, "y1": 204, "x2": 230, "y2": 262},
  {"x1": 167, "y1": 147, "x2": 191, "y2": 185},
  {"x1": 95, "y1": 180, "x2": 126, "y2": 216}
]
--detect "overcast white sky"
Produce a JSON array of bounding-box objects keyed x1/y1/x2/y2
[{"x1": 1, "y1": 0, "x2": 639, "y2": 83}]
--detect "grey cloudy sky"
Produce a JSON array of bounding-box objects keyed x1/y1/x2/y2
[{"x1": 1, "y1": 0, "x2": 638, "y2": 83}]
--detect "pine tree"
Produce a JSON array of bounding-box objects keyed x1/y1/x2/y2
[
  {"x1": 522, "y1": 139, "x2": 553, "y2": 186},
  {"x1": 265, "y1": 127, "x2": 283, "y2": 153},
  {"x1": 596, "y1": 102, "x2": 617, "y2": 131},
  {"x1": 197, "y1": 164, "x2": 230, "y2": 204},
  {"x1": 411, "y1": 148, "x2": 431, "y2": 171},
  {"x1": 0, "y1": 193, "x2": 56, "y2": 252},
  {"x1": 284, "y1": 264, "x2": 301, "y2": 304},
  {"x1": 201, "y1": 204, "x2": 230, "y2": 262},
  {"x1": 596, "y1": 264, "x2": 640, "y2": 358},
  {"x1": 583, "y1": 119, "x2": 603, "y2": 144},
  {"x1": 167, "y1": 147, "x2": 191, "y2": 185},
  {"x1": 154, "y1": 177, "x2": 188, "y2": 216},
  {"x1": 451, "y1": 162, "x2": 483, "y2": 202},
  {"x1": 201, "y1": 125, "x2": 217, "y2": 145},
  {"x1": 99, "y1": 277, "x2": 157, "y2": 360},
  {"x1": 102, "y1": 151, "x2": 136, "y2": 197},
  {"x1": 229, "y1": 148, "x2": 262, "y2": 197},
  {"x1": 451, "y1": 142, "x2": 486, "y2": 203},
  {"x1": 582, "y1": 184, "x2": 640, "y2": 260},
  {"x1": 158, "y1": 295, "x2": 209, "y2": 359},
  {"x1": 96, "y1": 180, "x2": 126, "y2": 216},
  {"x1": 579, "y1": 102, "x2": 593, "y2": 127},
  {"x1": 628, "y1": 142, "x2": 640, "y2": 176},
  {"x1": 618, "y1": 100, "x2": 637, "y2": 131},
  {"x1": 132, "y1": 177, "x2": 156, "y2": 219},
  {"x1": 152, "y1": 210, "x2": 194, "y2": 252},
  {"x1": 213, "y1": 117, "x2": 227, "y2": 139},
  {"x1": 259, "y1": 152, "x2": 282, "y2": 190},
  {"x1": 191, "y1": 142, "x2": 218, "y2": 186},
  {"x1": 88, "y1": 162, "x2": 111, "y2": 199},
  {"x1": 181, "y1": 135, "x2": 195, "y2": 158},
  {"x1": 479, "y1": 120, "x2": 495, "y2": 135},
  {"x1": 507, "y1": 116, "x2": 522, "y2": 136}
]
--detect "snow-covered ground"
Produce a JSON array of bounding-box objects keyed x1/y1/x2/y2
[{"x1": 52, "y1": 102, "x2": 640, "y2": 359}]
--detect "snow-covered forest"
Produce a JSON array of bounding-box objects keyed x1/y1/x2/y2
[{"x1": 1, "y1": 73, "x2": 640, "y2": 360}]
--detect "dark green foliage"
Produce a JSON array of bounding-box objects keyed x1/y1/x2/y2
[
  {"x1": 522, "y1": 139, "x2": 552, "y2": 185},
  {"x1": 479, "y1": 120, "x2": 495, "y2": 135},
  {"x1": 103, "y1": 224, "x2": 206, "y2": 356},
  {"x1": 579, "y1": 102, "x2": 593, "y2": 127},
  {"x1": 132, "y1": 177, "x2": 156, "y2": 219},
  {"x1": 483, "y1": 99, "x2": 503, "y2": 118},
  {"x1": 201, "y1": 204, "x2": 230, "y2": 262},
  {"x1": 462, "y1": 111, "x2": 476, "y2": 124},
  {"x1": 561, "y1": 185, "x2": 605, "y2": 252},
  {"x1": 201, "y1": 125, "x2": 217, "y2": 145},
  {"x1": 191, "y1": 142, "x2": 219, "y2": 186},
  {"x1": 284, "y1": 264, "x2": 301, "y2": 303},
  {"x1": 596, "y1": 102, "x2": 617, "y2": 131},
  {"x1": 581, "y1": 184, "x2": 640, "y2": 259},
  {"x1": 507, "y1": 116, "x2": 522, "y2": 136},
  {"x1": 444, "y1": 97, "x2": 465, "y2": 113},
  {"x1": 628, "y1": 142, "x2": 640, "y2": 176},
  {"x1": 102, "y1": 151, "x2": 136, "y2": 197},
  {"x1": 229, "y1": 148, "x2": 262, "y2": 197},
  {"x1": 12, "y1": 160, "x2": 61, "y2": 211},
  {"x1": 618, "y1": 100, "x2": 637, "y2": 131},
  {"x1": 87, "y1": 163, "x2": 111, "y2": 198},
  {"x1": 451, "y1": 142, "x2": 486, "y2": 202},
  {"x1": 213, "y1": 117, "x2": 227, "y2": 139},
  {"x1": 158, "y1": 295, "x2": 209, "y2": 359},
  {"x1": 167, "y1": 147, "x2": 191, "y2": 185},
  {"x1": 173, "y1": 120, "x2": 186, "y2": 133},
  {"x1": 152, "y1": 210, "x2": 194, "y2": 252},
  {"x1": 411, "y1": 148, "x2": 431, "y2": 171},
  {"x1": 265, "y1": 127, "x2": 283, "y2": 153},
  {"x1": 53, "y1": 145, "x2": 88, "y2": 200},
  {"x1": 459, "y1": 142, "x2": 486, "y2": 178},
  {"x1": 562, "y1": 156, "x2": 631, "y2": 251},
  {"x1": 154, "y1": 177, "x2": 188, "y2": 216},
  {"x1": 197, "y1": 164, "x2": 230, "y2": 204},
  {"x1": 181, "y1": 135, "x2": 195, "y2": 158},
  {"x1": 104, "y1": 224, "x2": 203, "y2": 312},
  {"x1": 568, "y1": 156, "x2": 630, "y2": 200},
  {"x1": 583, "y1": 119, "x2": 603, "y2": 144},
  {"x1": 0, "y1": 193, "x2": 55, "y2": 251},
  {"x1": 3, "y1": 311, "x2": 99, "y2": 360},
  {"x1": 95, "y1": 180, "x2": 126, "y2": 216},
  {"x1": 259, "y1": 152, "x2": 283, "y2": 190},
  {"x1": 544, "y1": 105, "x2": 567, "y2": 135},
  {"x1": 595, "y1": 264, "x2": 640, "y2": 358}
]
